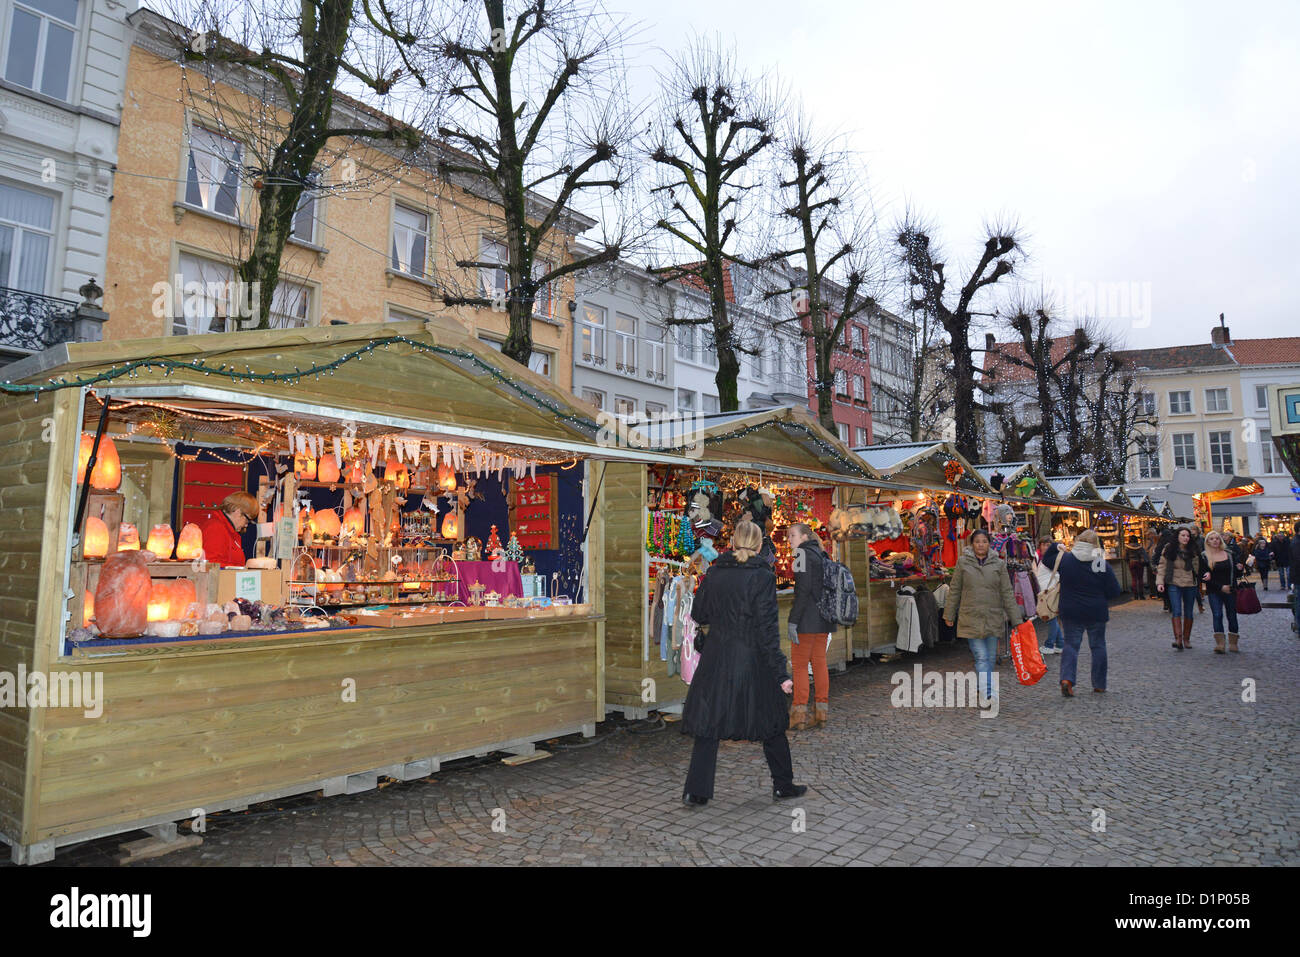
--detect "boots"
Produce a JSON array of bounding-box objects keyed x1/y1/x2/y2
[
  {"x1": 1229, "y1": 633, "x2": 1240, "y2": 653},
  {"x1": 1172, "y1": 617, "x2": 1184, "y2": 649},
  {"x1": 1214, "y1": 632, "x2": 1226, "y2": 654},
  {"x1": 789, "y1": 704, "x2": 811, "y2": 731},
  {"x1": 812, "y1": 703, "x2": 829, "y2": 728},
  {"x1": 1183, "y1": 617, "x2": 1194, "y2": 648}
]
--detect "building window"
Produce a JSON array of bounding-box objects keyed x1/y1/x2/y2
[
  {"x1": 676, "y1": 388, "x2": 695, "y2": 414},
  {"x1": 528, "y1": 350, "x2": 552, "y2": 379},
  {"x1": 837, "y1": 422, "x2": 849, "y2": 443},
  {"x1": 614, "y1": 395, "x2": 636, "y2": 418},
  {"x1": 1260, "y1": 428, "x2": 1278, "y2": 474},
  {"x1": 1256, "y1": 385, "x2": 1269, "y2": 411},
  {"x1": 614, "y1": 313, "x2": 637, "y2": 374},
  {"x1": 853, "y1": 374, "x2": 866, "y2": 401},
  {"x1": 185, "y1": 126, "x2": 242, "y2": 218},
  {"x1": 267, "y1": 278, "x2": 312, "y2": 329},
  {"x1": 1208, "y1": 430, "x2": 1233, "y2": 474},
  {"x1": 387, "y1": 308, "x2": 424, "y2": 323},
  {"x1": 702, "y1": 394, "x2": 719, "y2": 414},
  {"x1": 1205, "y1": 388, "x2": 1230, "y2": 413},
  {"x1": 855, "y1": 426, "x2": 868, "y2": 446},
  {"x1": 1172, "y1": 433, "x2": 1197, "y2": 471},
  {"x1": 1138, "y1": 391, "x2": 1157, "y2": 417},
  {"x1": 289, "y1": 171, "x2": 321, "y2": 245},
  {"x1": 579, "y1": 303, "x2": 606, "y2": 364},
  {"x1": 4, "y1": 0, "x2": 78, "y2": 101},
  {"x1": 581, "y1": 388, "x2": 604, "y2": 411},
  {"x1": 172, "y1": 252, "x2": 236, "y2": 336},
  {"x1": 391, "y1": 204, "x2": 431, "y2": 278},
  {"x1": 1136, "y1": 435, "x2": 1161, "y2": 479},
  {"x1": 833, "y1": 368, "x2": 848, "y2": 398},
  {"x1": 870, "y1": 335, "x2": 881, "y2": 362},
  {"x1": 676, "y1": 325, "x2": 694, "y2": 362},
  {"x1": 1169, "y1": 390, "x2": 1192, "y2": 415},
  {"x1": 701, "y1": 330, "x2": 718, "y2": 368},
  {"x1": 644, "y1": 323, "x2": 666, "y2": 381},
  {"x1": 0, "y1": 182, "x2": 54, "y2": 293},
  {"x1": 853, "y1": 326, "x2": 865, "y2": 352},
  {"x1": 531, "y1": 259, "x2": 553, "y2": 317},
  {"x1": 645, "y1": 401, "x2": 667, "y2": 419}
]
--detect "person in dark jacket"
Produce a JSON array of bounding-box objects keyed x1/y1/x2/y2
[
  {"x1": 1291, "y1": 532, "x2": 1300, "y2": 634},
  {"x1": 681, "y1": 520, "x2": 806, "y2": 807},
  {"x1": 1252, "y1": 538, "x2": 1273, "y2": 590},
  {"x1": 786, "y1": 522, "x2": 835, "y2": 730},
  {"x1": 1043, "y1": 529, "x2": 1121, "y2": 695},
  {"x1": 1274, "y1": 532, "x2": 1293, "y2": 591}
]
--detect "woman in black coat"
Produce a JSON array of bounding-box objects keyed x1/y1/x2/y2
[{"x1": 681, "y1": 520, "x2": 807, "y2": 806}]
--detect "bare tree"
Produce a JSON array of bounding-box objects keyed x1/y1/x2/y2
[
  {"x1": 870, "y1": 299, "x2": 952, "y2": 443},
  {"x1": 896, "y1": 213, "x2": 1024, "y2": 461},
  {"x1": 760, "y1": 115, "x2": 884, "y2": 433},
  {"x1": 164, "y1": 0, "x2": 439, "y2": 329},
  {"x1": 646, "y1": 38, "x2": 780, "y2": 411},
  {"x1": 433, "y1": 0, "x2": 635, "y2": 366}
]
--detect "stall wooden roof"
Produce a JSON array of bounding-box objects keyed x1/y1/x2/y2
[
  {"x1": 1095, "y1": 485, "x2": 1136, "y2": 509},
  {"x1": 1049, "y1": 474, "x2": 1104, "y2": 502},
  {"x1": 3, "y1": 320, "x2": 700, "y2": 466},
  {"x1": 851, "y1": 442, "x2": 995, "y2": 494},
  {"x1": 973, "y1": 461, "x2": 1060, "y2": 499},
  {"x1": 642, "y1": 407, "x2": 884, "y2": 485}
]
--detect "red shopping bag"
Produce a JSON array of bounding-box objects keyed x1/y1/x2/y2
[{"x1": 1009, "y1": 620, "x2": 1047, "y2": 686}]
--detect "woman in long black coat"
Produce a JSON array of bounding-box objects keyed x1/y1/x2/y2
[{"x1": 681, "y1": 520, "x2": 807, "y2": 806}]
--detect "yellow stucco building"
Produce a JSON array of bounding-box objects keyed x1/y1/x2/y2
[{"x1": 102, "y1": 9, "x2": 587, "y2": 388}]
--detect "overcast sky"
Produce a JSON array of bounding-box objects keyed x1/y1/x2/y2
[{"x1": 621, "y1": 0, "x2": 1299, "y2": 349}]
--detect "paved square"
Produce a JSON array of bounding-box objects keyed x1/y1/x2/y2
[{"x1": 35, "y1": 601, "x2": 1300, "y2": 866}]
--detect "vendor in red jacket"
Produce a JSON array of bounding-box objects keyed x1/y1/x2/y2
[{"x1": 198, "y1": 491, "x2": 257, "y2": 567}]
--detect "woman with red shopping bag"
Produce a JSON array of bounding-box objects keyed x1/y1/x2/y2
[
  {"x1": 943, "y1": 529, "x2": 1023, "y2": 703},
  {"x1": 1040, "y1": 529, "x2": 1121, "y2": 696}
]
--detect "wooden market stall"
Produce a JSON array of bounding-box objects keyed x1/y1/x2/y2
[
  {"x1": 849, "y1": 442, "x2": 999, "y2": 659},
  {"x1": 0, "y1": 320, "x2": 694, "y2": 864},
  {"x1": 973, "y1": 462, "x2": 1064, "y2": 541},
  {"x1": 601, "y1": 407, "x2": 888, "y2": 717}
]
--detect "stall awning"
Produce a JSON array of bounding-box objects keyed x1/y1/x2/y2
[
  {"x1": 973, "y1": 461, "x2": 1059, "y2": 499},
  {"x1": 3, "y1": 320, "x2": 705, "y2": 468},
  {"x1": 1167, "y1": 468, "x2": 1263, "y2": 501},
  {"x1": 851, "y1": 441, "x2": 995, "y2": 494}
]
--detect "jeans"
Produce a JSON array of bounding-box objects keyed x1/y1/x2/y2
[
  {"x1": 966, "y1": 635, "x2": 999, "y2": 699},
  {"x1": 1258, "y1": 568, "x2": 1270, "y2": 589},
  {"x1": 1043, "y1": 617, "x2": 1065, "y2": 649},
  {"x1": 1060, "y1": 618, "x2": 1108, "y2": 691},
  {"x1": 1279, "y1": 565, "x2": 1289, "y2": 590},
  {"x1": 1166, "y1": 583, "x2": 1198, "y2": 619},
  {"x1": 684, "y1": 733, "x2": 794, "y2": 799},
  {"x1": 791, "y1": 633, "x2": 829, "y2": 707},
  {"x1": 1207, "y1": 589, "x2": 1239, "y2": 634}
]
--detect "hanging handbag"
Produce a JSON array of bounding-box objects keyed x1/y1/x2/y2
[
  {"x1": 1235, "y1": 582, "x2": 1262, "y2": 615},
  {"x1": 1035, "y1": 549, "x2": 1065, "y2": 620}
]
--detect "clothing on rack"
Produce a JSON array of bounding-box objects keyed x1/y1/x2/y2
[
  {"x1": 912, "y1": 585, "x2": 941, "y2": 648},
  {"x1": 895, "y1": 586, "x2": 924, "y2": 653}
]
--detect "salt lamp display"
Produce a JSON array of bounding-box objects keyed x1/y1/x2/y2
[
  {"x1": 83, "y1": 590, "x2": 94, "y2": 627},
  {"x1": 294, "y1": 455, "x2": 317, "y2": 480},
  {"x1": 345, "y1": 459, "x2": 366, "y2": 484},
  {"x1": 147, "y1": 581, "x2": 171, "y2": 622},
  {"x1": 437, "y1": 462, "x2": 457, "y2": 492},
  {"x1": 93, "y1": 550, "x2": 152, "y2": 637},
  {"x1": 440, "y1": 511, "x2": 459, "y2": 539},
  {"x1": 77, "y1": 433, "x2": 122, "y2": 490},
  {"x1": 317, "y1": 454, "x2": 341, "y2": 484},
  {"x1": 145, "y1": 524, "x2": 175, "y2": 559},
  {"x1": 167, "y1": 578, "x2": 198, "y2": 618},
  {"x1": 175, "y1": 523, "x2": 204, "y2": 561},
  {"x1": 117, "y1": 524, "x2": 140, "y2": 551},
  {"x1": 84, "y1": 515, "x2": 110, "y2": 558},
  {"x1": 384, "y1": 457, "x2": 409, "y2": 488},
  {"x1": 313, "y1": 508, "x2": 341, "y2": 538}
]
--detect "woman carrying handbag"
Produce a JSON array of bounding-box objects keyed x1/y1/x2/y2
[{"x1": 1202, "y1": 531, "x2": 1243, "y2": 654}]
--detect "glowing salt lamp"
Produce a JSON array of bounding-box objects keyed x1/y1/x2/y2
[
  {"x1": 84, "y1": 515, "x2": 110, "y2": 558},
  {"x1": 175, "y1": 523, "x2": 204, "y2": 561},
  {"x1": 83, "y1": 590, "x2": 95, "y2": 627},
  {"x1": 117, "y1": 524, "x2": 140, "y2": 551},
  {"x1": 294, "y1": 455, "x2": 317, "y2": 480},
  {"x1": 313, "y1": 508, "x2": 341, "y2": 538},
  {"x1": 94, "y1": 550, "x2": 151, "y2": 637},
  {"x1": 384, "y1": 457, "x2": 409, "y2": 488},
  {"x1": 147, "y1": 581, "x2": 171, "y2": 622},
  {"x1": 317, "y1": 454, "x2": 341, "y2": 484},
  {"x1": 77, "y1": 434, "x2": 122, "y2": 490},
  {"x1": 342, "y1": 506, "x2": 365, "y2": 538},
  {"x1": 436, "y1": 462, "x2": 457, "y2": 492},
  {"x1": 345, "y1": 459, "x2": 367, "y2": 484},
  {"x1": 440, "y1": 511, "x2": 459, "y2": 539},
  {"x1": 146, "y1": 524, "x2": 175, "y2": 559},
  {"x1": 168, "y1": 578, "x2": 198, "y2": 618}
]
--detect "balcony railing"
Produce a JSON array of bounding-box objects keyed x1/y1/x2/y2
[{"x1": 0, "y1": 287, "x2": 80, "y2": 355}]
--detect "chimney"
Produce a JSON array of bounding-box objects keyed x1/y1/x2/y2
[{"x1": 1211, "y1": 312, "x2": 1232, "y2": 347}]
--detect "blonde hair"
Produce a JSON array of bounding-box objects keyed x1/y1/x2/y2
[
  {"x1": 1205, "y1": 531, "x2": 1225, "y2": 550},
  {"x1": 731, "y1": 520, "x2": 763, "y2": 561},
  {"x1": 222, "y1": 490, "x2": 258, "y2": 519},
  {"x1": 1076, "y1": 529, "x2": 1101, "y2": 548}
]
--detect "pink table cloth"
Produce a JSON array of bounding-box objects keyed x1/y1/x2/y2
[{"x1": 456, "y1": 560, "x2": 524, "y2": 604}]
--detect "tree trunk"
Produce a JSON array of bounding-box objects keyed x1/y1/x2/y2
[{"x1": 950, "y1": 333, "x2": 978, "y2": 461}]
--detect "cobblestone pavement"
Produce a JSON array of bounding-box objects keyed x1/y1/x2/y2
[{"x1": 39, "y1": 601, "x2": 1300, "y2": 867}]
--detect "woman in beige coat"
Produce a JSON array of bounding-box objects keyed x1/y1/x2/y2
[{"x1": 943, "y1": 530, "x2": 1025, "y2": 702}]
